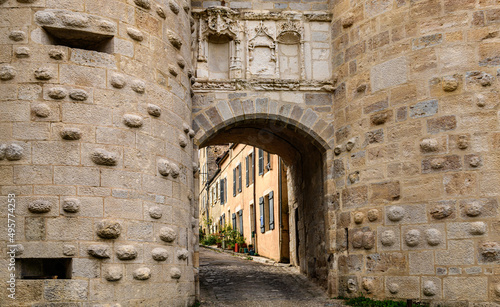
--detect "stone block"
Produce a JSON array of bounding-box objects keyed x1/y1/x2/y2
[
  {"x1": 104, "y1": 198, "x2": 143, "y2": 220},
  {"x1": 32, "y1": 141, "x2": 80, "y2": 165},
  {"x1": 72, "y1": 258, "x2": 100, "y2": 278},
  {"x1": 444, "y1": 173, "x2": 476, "y2": 196},
  {"x1": 54, "y1": 166, "x2": 100, "y2": 186},
  {"x1": 46, "y1": 217, "x2": 94, "y2": 241},
  {"x1": 366, "y1": 252, "x2": 407, "y2": 274},
  {"x1": 409, "y1": 251, "x2": 435, "y2": 275},
  {"x1": 436, "y1": 240, "x2": 475, "y2": 265},
  {"x1": 13, "y1": 122, "x2": 50, "y2": 140},
  {"x1": 127, "y1": 221, "x2": 154, "y2": 242},
  {"x1": 402, "y1": 224, "x2": 446, "y2": 250},
  {"x1": 443, "y1": 277, "x2": 488, "y2": 301},
  {"x1": 25, "y1": 217, "x2": 46, "y2": 241},
  {"x1": 14, "y1": 165, "x2": 52, "y2": 185},
  {"x1": 385, "y1": 276, "x2": 420, "y2": 299},
  {"x1": 43, "y1": 280, "x2": 89, "y2": 301},
  {"x1": 422, "y1": 155, "x2": 462, "y2": 173},
  {"x1": 371, "y1": 57, "x2": 408, "y2": 92},
  {"x1": 459, "y1": 198, "x2": 498, "y2": 219},
  {"x1": 370, "y1": 181, "x2": 400, "y2": 202},
  {"x1": 341, "y1": 185, "x2": 368, "y2": 209},
  {"x1": 409, "y1": 100, "x2": 438, "y2": 118},
  {"x1": 377, "y1": 226, "x2": 401, "y2": 251}
]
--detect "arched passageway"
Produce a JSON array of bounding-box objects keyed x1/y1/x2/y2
[{"x1": 195, "y1": 110, "x2": 332, "y2": 289}]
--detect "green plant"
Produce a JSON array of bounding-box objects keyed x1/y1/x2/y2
[
  {"x1": 339, "y1": 296, "x2": 429, "y2": 307},
  {"x1": 201, "y1": 234, "x2": 217, "y2": 245}
]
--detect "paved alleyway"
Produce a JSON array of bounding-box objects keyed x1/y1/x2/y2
[{"x1": 199, "y1": 247, "x2": 346, "y2": 307}]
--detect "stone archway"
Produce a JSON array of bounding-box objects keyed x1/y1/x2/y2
[{"x1": 193, "y1": 101, "x2": 333, "y2": 289}]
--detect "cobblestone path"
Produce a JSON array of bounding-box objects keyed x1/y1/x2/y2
[{"x1": 199, "y1": 247, "x2": 346, "y2": 307}]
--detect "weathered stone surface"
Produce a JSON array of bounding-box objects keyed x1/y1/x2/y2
[
  {"x1": 170, "y1": 162, "x2": 180, "y2": 178},
  {"x1": 371, "y1": 57, "x2": 408, "y2": 92},
  {"x1": 430, "y1": 202, "x2": 454, "y2": 220},
  {"x1": 167, "y1": 30, "x2": 182, "y2": 49},
  {"x1": 443, "y1": 76, "x2": 459, "y2": 92},
  {"x1": 0, "y1": 65, "x2": 16, "y2": 80},
  {"x1": 410, "y1": 100, "x2": 438, "y2": 118},
  {"x1": 466, "y1": 71, "x2": 493, "y2": 87},
  {"x1": 34, "y1": 67, "x2": 53, "y2": 80},
  {"x1": 62, "y1": 198, "x2": 80, "y2": 213},
  {"x1": 179, "y1": 134, "x2": 188, "y2": 147},
  {"x1": 28, "y1": 200, "x2": 52, "y2": 213},
  {"x1": 148, "y1": 206, "x2": 162, "y2": 219},
  {"x1": 69, "y1": 89, "x2": 88, "y2": 101},
  {"x1": 420, "y1": 138, "x2": 439, "y2": 152},
  {"x1": 91, "y1": 148, "x2": 118, "y2": 166},
  {"x1": 381, "y1": 230, "x2": 396, "y2": 246},
  {"x1": 116, "y1": 245, "x2": 137, "y2": 260},
  {"x1": 387, "y1": 206, "x2": 405, "y2": 222},
  {"x1": 96, "y1": 220, "x2": 122, "y2": 239},
  {"x1": 159, "y1": 227, "x2": 176, "y2": 242},
  {"x1": 88, "y1": 244, "x2": 111, "y2": 258},
  {"x1": 134, "y1": 0, "x2": 151, "y2": 9},
  {"x1": 127, "y1": 27, "x2": 144, "y2": 41},
  {"x1": 170, "y1": 267, "x2": 181, "y2": 279},
  {"x1": 353, "y1": 212, "x2": 364, "y2": 224},
  {"x1": 423, "y1": 280, "x2": 437, "y2": 296},
  {"x1": 177, "y1": 248, "x2": 189, "y2": 260},
  {"x1": 366, "y1": 252, "x2": 406, "y2": 273},
  {"x1": 15, "y1": 47, "x2": 30, "y2": 58},
  {"x1": 9, "y1": 30, "x2": 26, "y2": 41},
  {"x1": 63, "y1": 245, "x2": 76, "y2": 256},
  {"x1": 425, "y1": 228, "x2": 442, "y2": 246},
  {"x1": 405, "y1": 229, "x2": 421, "y2": 247},
  {"x1": 32, "y1": 104, "x2": 51, "y2": 118},
  {"x1": 156, "y1": 6, "x2": 166, "y2": 19},
  {"x1": 48, "y1": 87, "x2": 68, "y2": 99},
  {"x1": 152, "y1": 247, "x2": 168, "y2": 261},
  {"x1": 5, "y1": 144, "x2": 23, "y2": 160},
  {"x1": 110, "y1": 74, "x2": 126, "y2": 88},
  {"x1": 422, "y1": 155, "x2": 461, "y2": 173},
  {"x1": 104, "y1": 265, "x2": 122, "y2": 281},
  {"x1": 131, "y1": 80, "x2": 146, "y2": 93},
  {"x1": 147, "y1": 104, "x2": 161, "y2": 117},
  {"x1": 469, "y1": 222, "x2": 487, "y2": 235},
  {"x1": 123, "y1": 114, "x2": 143, "y2": 128},
  {"x1": 169, "y1": 0, "x2": 180, "y2": 14},
  {"x1": 367, "y1": 209, "x2": 379, "y2": 222},
  {"x1": 60, "y1": 127, "x2": 82, "y2": 140},
  {"x1": 133, "y1": 267, "x2": 151, "y2": 280},
  {"x1": 49, "y1": 49, "x2": 64, "y2": 60},
  {"x1": 158, "y1": 159, "x2": 172, "y2": 176},
  {"x1": 479, "y1": 242, "x2": 500, "y2": 262}
]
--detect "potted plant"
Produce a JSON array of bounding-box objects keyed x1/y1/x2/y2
[{"x1": 216, "y1": 237, "x2": 222, "y2": 248}]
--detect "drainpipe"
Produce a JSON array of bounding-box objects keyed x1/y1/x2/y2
[
  {"x1": 278, "y1": 156, "x2": 282, "y2": 262},
  {"x1": 253, "y1": 146, "x2": 257, "y2": 254}
]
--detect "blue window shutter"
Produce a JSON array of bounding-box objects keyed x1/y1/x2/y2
[
  {"x1": 238, "y1": 210, "x2": 243, "y2": 235},
  {"x1": 225, "y1": 179, "x2": 228, "y2": 202},
  {"x1": 232, "y1": 213, "x2": 236, "y2": 229},
  {"x1": 269, "y1": 191, "x2": 275, "y2": 230},
  {"x1": 245, "y1": 156, "x2": 249, "y2": 187},
  {"x1": 259, "y1": 197, "x2": 265, "y2": 233},
  {"x1": 233, "y1": 168, "x2": 236, "y2": 197},
  {"x1": 258, "y1": 149, "x2": 264, "y2": 175},
  {"x1": 251, "y1": 153, "x2": 255, "y2": 183},
  {"x1": 220, "y1": 179, "x2": 224, "y2": 205},
  {"x1": 238, "y1": 163, "x2": 242, "y2": 192}
]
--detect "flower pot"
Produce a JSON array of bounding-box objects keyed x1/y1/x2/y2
[
  {"x1": 216, "y1": 242, "x2": 221, "y2": 248},
  {"x1": 234, "y1": 243, "x2": 239, "y2": 252}
]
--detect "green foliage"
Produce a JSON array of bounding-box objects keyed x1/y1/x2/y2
[
  {"x1": 200, "y1": 234, "x2": 217, "y2": 246},
  {"x1": 340, "y1": 296, "x2": 407, "y2": 307},
  {"x1": 190, "y1": 300, "x2": 200, "y2": 307}
]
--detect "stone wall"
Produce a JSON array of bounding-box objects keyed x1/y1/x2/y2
[
  {"x1": 0, "y1": 0, "x2": 197, "y2": 305},
  {"x1": 330, "y1": 0, "x2": 500, "y2": 304}
]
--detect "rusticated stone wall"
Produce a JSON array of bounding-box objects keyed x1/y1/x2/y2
[
  {"x1": 0, "y1": 0, "x2": 197, "y2": 305},
  {"x1": 330, "y1": 0, "x2": 500, "y2": 304}
]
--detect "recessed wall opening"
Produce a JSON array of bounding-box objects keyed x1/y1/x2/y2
[
  {"x1": 18, "y1": 258, "x2": 72, "y2": 280},
  {"x1": 41, "y1": 27, "x2": 114, "y2": 54},
  {"x1": 207, "y1": 34, "x2": 231, "y2": 79},
  {"x1": 198, "y1": 118, "x2": 328, "y2": 289}
]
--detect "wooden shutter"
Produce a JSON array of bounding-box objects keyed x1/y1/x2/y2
[
  {"x1": 238, "y1": 163, "x2": 242, "y2": 193},
  {"x1": 232, "y1": 213, "x2": 236, "y2": 229},
  {"x1": 238, "y1": 210, "x2": 243, "y2": 235},
  {"x1": 251, "y1": 153, "x2": 255, "y2": 183},
  {"x1": 233, "y1": 168, "x2": 236, "y2": 197},
  {"x1": 258, "y1": 149, "x2": 264, "y2": 175},
  {"x1": 220, "y1": 178, "x2": 225, "y2": 205},
  {"x1": 269, "y1": 191, "x2": 275, "y2": 230},
  {"x1": 245, "y1": 155, "x2": 249, "y2": 187},
  {"x1": 259, "y1": 196, "x2": 265, "y2": 233}
]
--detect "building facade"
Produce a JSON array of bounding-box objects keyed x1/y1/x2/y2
[{"x1": 199, "y1": 144, "x2": 289, "y2": 262}]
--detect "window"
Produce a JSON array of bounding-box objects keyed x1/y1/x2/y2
[
  {"x1": 232, "y1": 164, "x2": 242, "y2": 196},
  {"x1": 220, "y1": 178, "x2": 226, "y2": 205},
  {"x1": 232, "y1": 212, "x2": 236, "y2": 230},
  {"x1": 238, "y1": 210, "x2": 243, "y2": 235},
  {"x1": 259, "y1": 191, "x2": 275, "y2": 233},
  {"x1": 246, "y1": 153, "x2": 254, "y2": 186},
  {"x1": 258, "y1": 149, "x2": 272, "y2": 175},
  {"x1": 258, "y1": 149, "x2": 264, "y2": 175},
  {"x1": 19, "y1": 258, "x2": 72, "y2": 279},
  {"x1": 266, "y1": 152, "x2": 272, "y2": 171}
]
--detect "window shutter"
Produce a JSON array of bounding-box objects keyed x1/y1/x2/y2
[
  {"x1": 258, "y1": 149, "x2": 264, "y2": 175},
  {"x1": 245, "y1": 155, "x2": 249, "y2": 187},
  {"x1": 233, "y1": 168, "x2": 236, "y2": 197},
  {"x1": 238, "y1": 210, "x2": 243, "y2": 235},
  {"x1": 220, "y1": 179, "x2": 224, "y2": 205},
  {"x1": 267, "y1": 152, "x2": 271, "y2": 170},
  {"x1": 224, "y1": 179, "x2": 228, "y2": 202},
  {"x1": 251, "y1": 153, "x2": 255, "y2": 183},
  {"x1": 259, "y1": 196, "x2": 265, "y2": 233},
  {"x1": 232, "y1": 213, "x2": 236, "y2": 229},
  {"x1": 269, "y1": 191, "x2": 275, "y2": 230},
  {"x1": 238, "y1": 163, "x2": 242, "y2": 192}
]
